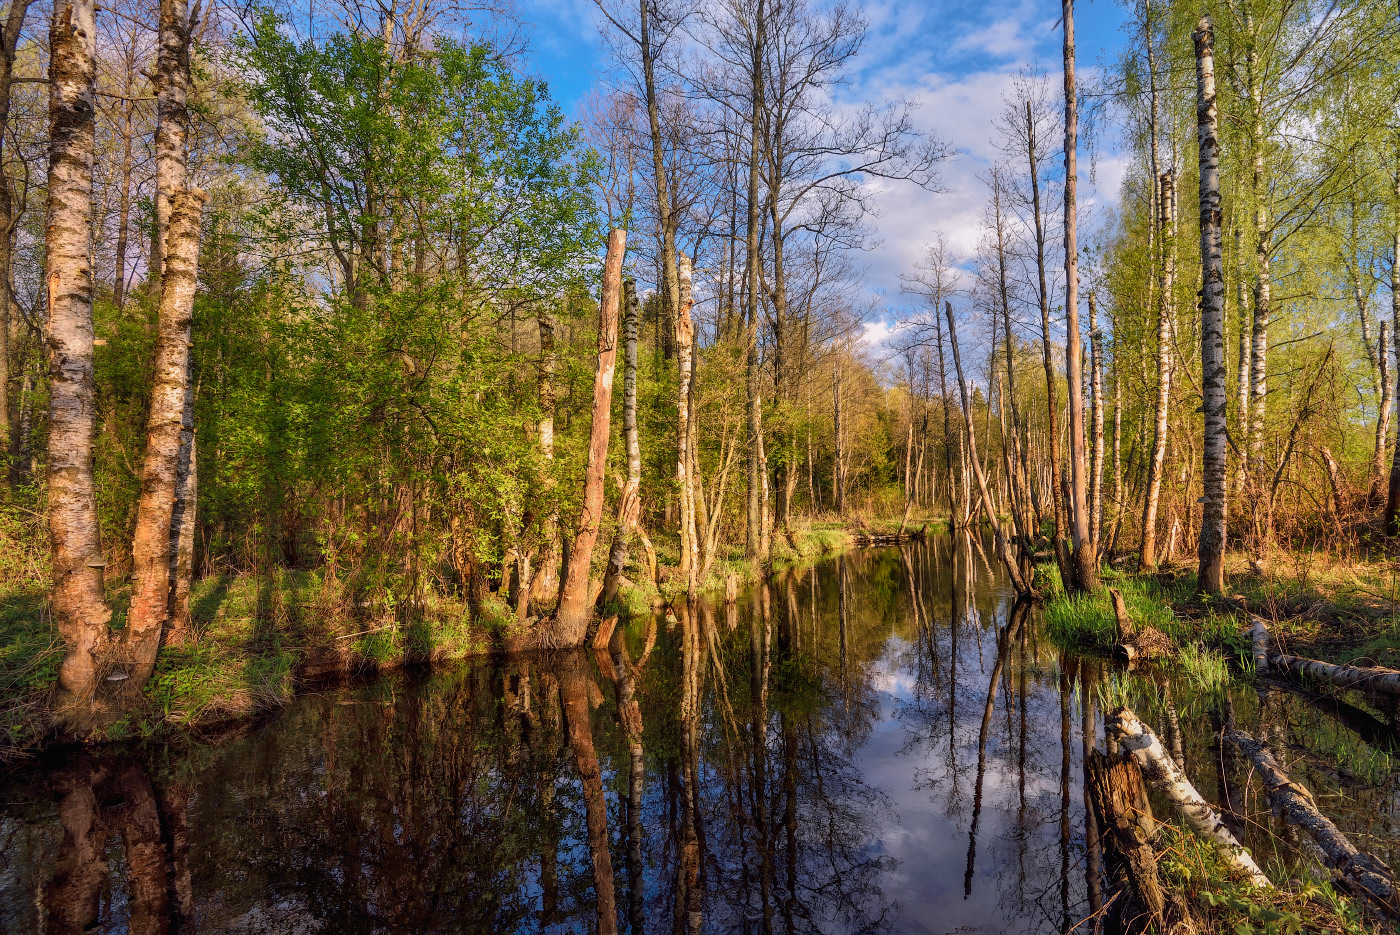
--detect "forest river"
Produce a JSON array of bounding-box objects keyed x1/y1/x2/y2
[{"x1": 2, "y1": 536, "x2": 1399, "y2": 934}]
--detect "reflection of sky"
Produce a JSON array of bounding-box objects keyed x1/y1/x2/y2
[{"x1": 852, "y1": 633, "x2": 1087, "y2": 934}]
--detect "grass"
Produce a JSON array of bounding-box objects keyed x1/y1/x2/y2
[{"x1": 1155, "y1": 821, "x2": 1376, "y2": 934}]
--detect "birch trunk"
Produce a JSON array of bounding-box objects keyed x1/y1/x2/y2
[
  {"x1": 833, "y1": 358, "x2": 845, "y2": 516},
  {"x1": 1196, "y1": 18, "x2": 1227, "y2": 596},
  {"x1": 1234, "y1": 223, "x2": 1251, "y2": 497},
  {"x1": 1386, "y1": 155, "x2": 1400, "y2": 533},
  {"x1": 0, "y1": 0, "x2": 34, "y2": 470},
  {"x1": 1245, "y1": 14, "x2": 1271, "y2": 523},
  {"x1": 551, "y1": 229, "x2": 626, "y2": 647},
  {"x1": 676, "y1": 255, "x2": 699, "y2": 593},
  {"x1": 1061, "y1": 0, "x2": 1098, "y2": 592},
  {"x1": 1141, "y1": 171, "x2": 1175, "y2": 570},
  {"x1": 1027, "y1": 100, "x2": 1070, "y2": 582},
  {"x1": 1226, "y1": 728, "x2": 1399, "y2": 913},
  {"x1": 600, "y1": 278, "x2": 641, "y2": 610},
  {"x1": 530, "y1": 306, "x2": 561, "y2": 607},
  {"x1": 151, "y1": 0, "x2": 191, "y2": 281},
  {"x1": 1088, "y1": 293, "x2": 1105, "y2": 552},
  {"x1": 126, "y1": 189, "x2": 206, "y2": 685},
  {"x1": 945, "y1": 301, "x2": 1031, "y2": 595},
  {"x1": 168, "y1": 363, "x2": 196, "y2": 637},
  {"x1": 743, "y1": 1, "x2": 766, "y2": 559},
  {"x1": 47, "y1": 0, "x2": 111, "y2": 719},
  {"x1": 1109, "y1": 707, "x2": 1272, "y2": 888}
]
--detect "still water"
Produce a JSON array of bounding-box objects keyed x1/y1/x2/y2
[{"x1": 3, "y1": 536, "x2": 1399, "y2": 934}]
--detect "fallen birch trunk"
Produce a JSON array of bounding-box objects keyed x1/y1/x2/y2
[
  {"x1": 1109, "y1": 707, "x2": 1272, "y2": 889},
  {"x1": 1226, "y1": 727, "x2": 1399, "y2": 915},
  {"x1": 1251, "y1": 616, "x2": 1400, "y2": 698}
]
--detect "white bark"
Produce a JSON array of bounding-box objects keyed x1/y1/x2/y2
[{"x1": 1109, "y1": 707, "x2": 1273, "y2": 889}]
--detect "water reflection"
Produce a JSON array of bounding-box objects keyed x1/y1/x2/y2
[{"x1": 3, "y1": 533, "x2": 1399, "y2": 934}]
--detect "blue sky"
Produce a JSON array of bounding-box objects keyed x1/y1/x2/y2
[{"x1": 511, "y1": 0, "x2": 1135, "y2": 335}]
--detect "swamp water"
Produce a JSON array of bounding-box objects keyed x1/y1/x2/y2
[{"x1": 2, "y1": 535, "x2": 1399, "y2": 934}]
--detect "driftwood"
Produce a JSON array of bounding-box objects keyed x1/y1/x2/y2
[
  {"x1": 1252, "y1": 616, "x2": 1400, "y2": 698},
  {"x1": 1109, "y1": 707, "x2": 1272, "y2": 889},
  {"x1": 1226, "y1": 727, "x2": 1399, "y2": 916}
]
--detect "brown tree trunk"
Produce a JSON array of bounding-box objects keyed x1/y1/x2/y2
[
  {"x1": 551, "y1": 230, "x2": 626, "y2": 647},
  {"x1": 833, "y1": 357, "x2": 845, "y2": 516},
  {"x1": 744, "y1": 0, "x2": 766, "y2": 559},
  {"x1": 126, "y1": 189, "x2": 206, "y2": 685},
  {"x1": 1195, "y1": 18, "x2": 1227, "y2": 596},
  {"x1": 48, "y1": 0, "x2": 112, "y2": 723}
]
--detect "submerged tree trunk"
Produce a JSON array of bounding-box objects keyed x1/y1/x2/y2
[
  {"x1": 126, "y1": 189, "x2": 206, "y2": 686},
  {"x1": 550, "y1": 230, "x2": 626, "y2": 647},
  {"x1": 47, "y1": 0, "x2": 112, "y2": 723},
  {"x1": 1196, "y1": 19, "x2": 1227, "y2": 596},
  {"x1": 600, "y1": 278, "x2": 642, "y2": 610}
]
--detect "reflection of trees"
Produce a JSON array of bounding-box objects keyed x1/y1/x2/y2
[{"x1": 14, "y1": 535, "x2": 1400, "y2": 934}]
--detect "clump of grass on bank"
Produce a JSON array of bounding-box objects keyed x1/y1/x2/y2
[
  {"x1": 1155, "y1": 822, "x2": 1375, "y2": 934},
  {"x1": 1040, "y1": 563, "x2": 1246, "y2": 688}
]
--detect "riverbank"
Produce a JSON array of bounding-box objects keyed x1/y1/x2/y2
[{"x1": 1, "y1": 514, "x2": 935, "y2": 762}]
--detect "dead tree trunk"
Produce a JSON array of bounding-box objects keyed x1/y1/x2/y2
[
  {"x1": 1085, "y1": 750, "x2": 1169, "y2": 932},
  {"x1": 1226, "y1": 727, "x2": 1399, "y2": 915},
  {"x1": 550, "y1": 229, "x2": 626, "y2": 648}
]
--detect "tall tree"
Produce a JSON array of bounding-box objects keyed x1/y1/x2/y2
[
  {"x1": 1195, "y1": 16, "x2": 1226, "y2": 595},
  {"x1": 1061, "y1": 0, "x2": 1097, "y2": 592},
  {"x1": 47, "y1": 0, "x2": 110, "y2": 721}
]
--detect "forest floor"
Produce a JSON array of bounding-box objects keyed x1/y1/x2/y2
[{"x1": 0, "y1": 515, "x2": 919, "y2": 761}]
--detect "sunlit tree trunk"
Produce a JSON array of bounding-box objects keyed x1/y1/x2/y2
[
  {"x1": 1061, "y1": 0, "x2": 1098, "y2": 592},
  {"x1": 743, "y1": 0, "x2": 766, "y2": 559},
  {"x1": 47, "y1": 0, "x2": 111, "y2": 720},
  {"x1": 1026, "y1": 100, "x2": 1069, "y2": 580},
  {"x1": 832, "y1": 357, "x2": 845, "y2": 516},
  {"x1": 638, "y1": 0, "x2": 680, "y2": 349},
  {"x1": 152, "y1": 0, "x2": 191, "y2": 281},
  {"x1": 1388, "y1": 156, "x2": 1400, "y2": 533},
  {"x1": 552, "y1": 229, "x2": 626, "y2": 647},
  {"x1": 168, "y1": 361, "x2": 197, "y2": 636},
  {"x1": 676, "y1": 255, "x2": 699, "y2": 593},
  {"x1": 1195, "y1": 17, "x2": 1226, "y2": 596},
  {"x1": 126, "y1": 189, "x2": 206, "y2": 685},
  {"x1": 601, "y1": 278, "x2": 641, "y2": 609},
  {"x1": 1141, "y1": 171, "x2": 1175, "y2": 570},
  {"x1": 1088, "y1": 292, "x2": 1105, "y2": 553},
  {"x1": 1244, "y1": 13, "x2": 1270, "y2": 536},
  {"x1": 531, "y1": 306, "x2": 561, "y2": 607}
]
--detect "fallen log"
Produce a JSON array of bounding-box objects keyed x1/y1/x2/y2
[
  {"x1": 1108, "y1": 707, "x2": 1272, "y2": 889},
  {"x1": 1225, "y1": 727, "x2": 1399, "y2": 916},
  {"x1": 1251, "y1": 616, "x2": 1400, "y2": 699}
]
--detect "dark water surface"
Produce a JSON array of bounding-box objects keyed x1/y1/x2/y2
[{"x1": 4, "y1": 536, "x2": 1399, "y2": 934}]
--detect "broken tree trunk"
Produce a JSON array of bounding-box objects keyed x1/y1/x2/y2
[
  {"x1": 1225, "y1": 727, "x2": 1399, "y2": 915},
  {"x1": 547, "y1": 229, "x2": 626, "y2": 649},
  {"x1": 1085, "y1": 749, "x2": 1169, "y2": 933},
  {"x1": 1109, "y1": 706, "x2": 1272, "y2": 888}
]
